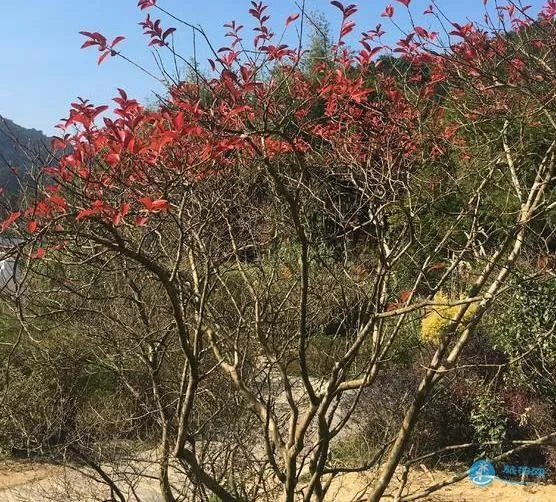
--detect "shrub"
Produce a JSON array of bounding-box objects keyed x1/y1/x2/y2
[
  {"x1": 488, "y1": 278, "x2": 556, "y2": 401},
  {"x1": 421, "y1": 292, "x2": 478, "y2": 345},
  {"x1": 470, "y1": 392, "x2": 508, "y2": 457}
]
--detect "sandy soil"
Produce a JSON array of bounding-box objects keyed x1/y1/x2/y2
[
  {"x1": 0, "y1": 461, "x2": 60, "y2": 491},
  {"x1": 1, "y1": 460, "x2": 555, "y2": 501},
  {"x1": 426, "y1": 477, "x2": 555, "y2": 502},
  {"x1": 325, "y1": 469, "x2": 556, "y2": 502}
]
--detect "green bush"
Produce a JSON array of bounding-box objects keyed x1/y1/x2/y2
[
  {"x1": 470, "y1": 392, "x2": 508, "y2": 457},
  {"x1": 488, "y1": 278, "x2": 556, "y2": 401}
]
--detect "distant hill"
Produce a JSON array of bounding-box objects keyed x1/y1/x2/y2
[{"x1": 0, "y1": 116, "x2": 51, "y2": 192}]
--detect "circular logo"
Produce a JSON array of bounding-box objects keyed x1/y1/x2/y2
[{"x1": 469, "y1": 460, "x2": 496, "y2": 487}]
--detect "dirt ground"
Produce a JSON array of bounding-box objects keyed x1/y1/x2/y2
[
  {"x1": 0, "y1": 460, "x2": 60, "y2": 491},
  {"x1": 326, "y1": 469, "x2": 556, "y2": 502},
  {"x1": 1, "y1": 460, "x2": 555, "y2": 501}
]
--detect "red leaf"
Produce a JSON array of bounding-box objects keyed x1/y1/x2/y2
[
  {"x1": 330, "y1": 1, "x2": 345, "y2": 13},
  {"x1": 81, "y1": 40, "x2": 99, "y2": 49},
  {"x1": 76, "y1": 208, "x2": 96, "y2": 220},
  {"x1": 138, "y1": 0, "x2": 156, "y2": 10},
  {"x1": 105, "y1": 153, "x2": 121, "y2": 166},
  {"x1": 27, "y1": 220, "x2": 38, "y2": 233},
  {"x1": 395, "y1": 0, "x2": 411, "y2": 6},
  {"x1": 98, "y1": 50, "x2": 111, "y2": 65},
  {"x1": 31, "y1": 248, "x2": 46, "y2": 260},
  {"x1": 285, "y1": 13, "x2": 300, "y2": 27},
  {"x1": 120, "y1": 202, "x2": 131, "y2": 218},
  {"x1": 151, "y1": 199, "x2": 170, "y2": 211},
  {"x1": 228, "y1": 105, "x2": 252, "y2": 117},
  {"x1": 79, "y1": 31, "x2": 107, "y2": 47},
  {"x1": 381, "y1": 5, "x2": 394, "y2": 17},
  {"x1": 162, "y1": 27, "x2": 176, "y2": 40},
  {"x1": 414, "y1": 26, "x2": 428, "y2": 38},
  {"x1": 399, "y1": 290, "x2": 414, "y2": 303},
  {"x1": 427, "y1": 262, "x2": 446, "y2": 272},
  {"x1": 111, "y1": 36, "x2": 126, "y2": 47},
  {"x1": 135, "y1": 215, "x2": 149, "y2": 226},
  {"x1": 139, "y1": 197, "x2": 153, "y2": 211},
  {"x1": 340, "y1": 21, "x2": 356, "y2": 38},
  {"x1": 51, "y1": 137, "x2": 67, "y2": 150},
  {"x1": 173, "y1": 111, "x2": 185, "y2": 130},
  {"x1": 139, "y1": 197, "x2": 170, "y2": 212},
  {"x1": 1, "y1": 211, "x2": 21, "y2": 232},
  {"x1": 48, "y1": 196, "x2": 67, "y2": 209}
]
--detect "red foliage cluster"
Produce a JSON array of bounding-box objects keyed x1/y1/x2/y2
[
  {"x1": 2, "y1": 1, "x2": 555, "y2": 262},
  {"x1": 139, "y1": 13, "x2": 175, "y2": 47},
  {"x1": 79, "y1": 32, "x2": 125, "y2": 65}
]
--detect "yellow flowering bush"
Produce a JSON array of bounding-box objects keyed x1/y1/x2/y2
[{"x1": 421, "y1": 292, "x2": 479, "y2": 344}]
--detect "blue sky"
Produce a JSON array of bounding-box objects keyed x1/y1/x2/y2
[{"x1": 1, "y1": 0, "x2": 546, "y2": 136}]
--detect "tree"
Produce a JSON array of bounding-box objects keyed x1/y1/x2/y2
[
  {"x1": 301, "y1": 11, "x2": 333, "y2": 75},
  {"x1": 2, "y1": 1, "x2": 556, "y2": 501}
]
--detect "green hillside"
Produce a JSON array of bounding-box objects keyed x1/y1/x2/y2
[{"x1": 0, "y1": 116, "x2": 50, "y2": 191}]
